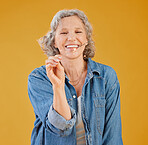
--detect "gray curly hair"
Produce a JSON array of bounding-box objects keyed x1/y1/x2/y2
[{"x1": 38, "y1": 9, "x2": 95, "y2": 60}]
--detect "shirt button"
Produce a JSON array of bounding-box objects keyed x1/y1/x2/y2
[{"x1": 73, "y1": 95, "x2": 76, "y2": 98}]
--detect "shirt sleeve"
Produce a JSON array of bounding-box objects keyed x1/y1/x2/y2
[
  {"x1": 102, "y1": 67, "x2": 123, "y2": 145},
  {"x1": 48, "y1": 104, "x2": 76, "y2": 130},
  {"x1": 28, "y1": 68, "x2": 76, "y2": 137}
]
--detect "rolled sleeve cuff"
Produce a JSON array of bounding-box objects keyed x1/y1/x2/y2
[{"x1": 48, "y1": 104, "x2": 76, "y2": 130}]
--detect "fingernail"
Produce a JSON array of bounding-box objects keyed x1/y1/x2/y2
[
  {"x1": 57, "y1": 55, "x2": 62, "y2": 59},
  {"x1": 55, "y1": 59, "x2": 60, "y2": 62}
]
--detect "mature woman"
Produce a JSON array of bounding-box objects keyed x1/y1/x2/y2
[{"x1": 28, "y1": 9, "x2": 123, "y2": 145}]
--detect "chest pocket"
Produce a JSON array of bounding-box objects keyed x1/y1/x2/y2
[{"x1": 93, "y1": 97, "x2": 106, "y2": 135}]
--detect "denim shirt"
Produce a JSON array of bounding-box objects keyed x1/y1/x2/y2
[{"x1": 28, "y1": 58, "x2": 123, "y2": 145}]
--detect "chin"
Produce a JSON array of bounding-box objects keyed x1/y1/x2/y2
[{"x1": 64, "y1": 53, "x2": 83, "y2": 60}]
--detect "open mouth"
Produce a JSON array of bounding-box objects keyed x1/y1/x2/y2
[{"x1": 65, "y1": 44, "x2": 79, "y2": 49}]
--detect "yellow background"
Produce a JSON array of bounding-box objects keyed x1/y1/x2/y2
[{"x1": 0, "y1": 0, "x2": 148, "y2": 144}]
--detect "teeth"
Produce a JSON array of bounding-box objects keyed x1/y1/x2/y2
[{"x1": 66, "y1": 45, "x2": 79, "y2": 48}]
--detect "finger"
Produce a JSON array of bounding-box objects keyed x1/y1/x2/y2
[
  {"x1": 46, "y1": 63, "x2": 57, "y2": 70},
  {"x1": 45, "y1": 57, "x2": 61, "y2": 65},
  {"x1": 46, "y1": 64, "x2": 56, "y2": 78},
  {"x1": 45, "y1": 55, "x2": 63, "y2": 73},
  {"x1": 56, "y1": 61, "x2": 64, "y2": 72},
  {"x1": 46, "y1": 64, "x2": 59, "y2": 85},
  {"x1": 46, "y1": 64, "x2": 53, "y2": 72},
  {"x1": 47, "y1": 55, "x2": 62, "y2": 62},
  {"x1": 45, "y1": 59, "x2": 58, "y2": 65},
  {"x1": 55, "y1": 55, "x2": 62, "y2": 60},
  {"x1": 45, "y1": 58, "x2": 61, "y2": 67},
  {"x1": 46, "y1": 61, "x2": 58, "y2": 67}
]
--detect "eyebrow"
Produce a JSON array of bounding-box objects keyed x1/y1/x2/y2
[
  {"x1": 60, "y1": 27, "x2": 83, "y2": 31},
  {"x1": 75, "y1": 27, "x2": 83, "y2": 30}
]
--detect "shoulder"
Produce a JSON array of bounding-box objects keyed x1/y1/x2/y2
[
  {"x1": 28, "y1": 65, "x2": 50, "y2": 84},
  {"x1": 29, "y1": 65, "x2": 46, "y2": 77},
  {"x1": 99, "y1": 63, "x2": 117, "y2": 79},
  {"x1": 28, "y1": 65, "x2": 48, "y2": 80},
  {"x1": 89, "y1": 59, "x2": 118, "y2": 79},
  {"x1": 89, "y1": 59, "x2": 119, "y2": 86}
]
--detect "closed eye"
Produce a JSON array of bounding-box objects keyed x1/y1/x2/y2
[
  {"x1": 60, "y1": 32, "x2": 68, "y2": 34},
  {"x1": 76, "y1": 31, "x2": 82, "y2": 33}
]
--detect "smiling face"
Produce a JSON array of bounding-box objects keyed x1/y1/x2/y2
[{"x1": 54, "y1": 15, "x2": 88, "y2": 59}]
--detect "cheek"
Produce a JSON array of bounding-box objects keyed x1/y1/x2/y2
[
  {"x1": 80, "y1": 34, "x2": 87, "y2": 42},
  {"x1": 55, "y1": 38, "x2": 66, "y2": 52},
  {"x1": 56, "y1": 36, "x2": 65, "y2": 45},
  {"x1": 54, "y1": 37, "x2": 62, "y2": 47}
]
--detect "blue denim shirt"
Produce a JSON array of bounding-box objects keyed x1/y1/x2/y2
[{"x1": 28, "y1": 58, "x2": 123, "y2": 145}]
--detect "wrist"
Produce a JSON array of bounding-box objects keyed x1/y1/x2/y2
[{"x1": 53, "y1": 84, "x2": 65, "y2": 92}]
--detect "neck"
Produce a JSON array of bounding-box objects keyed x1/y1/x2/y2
[{"x1": 61, "y1": 56, "x2": 87, "y2": 81}]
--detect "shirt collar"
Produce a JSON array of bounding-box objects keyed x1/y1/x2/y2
[{"x1": 87, "y1": 58, "x2": 101, "y2": 76}]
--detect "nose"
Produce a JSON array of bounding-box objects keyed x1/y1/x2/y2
[{"x1": 67, "y1": 32, "x2": 76, "y2": 41}]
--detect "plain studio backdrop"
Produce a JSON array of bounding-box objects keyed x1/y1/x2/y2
[{"x1": 0, "y1": 0, "x2": 147, "y2": 144}]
